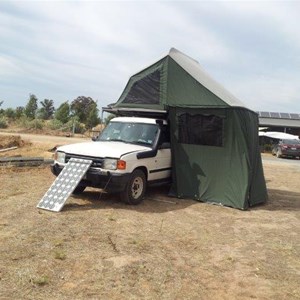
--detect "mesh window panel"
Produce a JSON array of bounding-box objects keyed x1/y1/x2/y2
[
  {"x1": 123, "y1": 70, "x2": 160, "y2": 105},
  {"x1": 178, "y1": 113, "x2": 223, "y2": 147}
]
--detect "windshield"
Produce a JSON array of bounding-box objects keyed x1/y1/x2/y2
[
  {"x1": 282, "y1": 139, "x2": 300, "y2": 144},
  {"x1": 98, "y1": 122, "x2": 159, "y2": 146}
]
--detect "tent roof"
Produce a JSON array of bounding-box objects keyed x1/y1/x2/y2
[
  {"x1": 113, "y1": 48, "x2": 250, "y2": 111},
  {"x1": 168, "y1": 48, "x2": 246, "y2": 108}
]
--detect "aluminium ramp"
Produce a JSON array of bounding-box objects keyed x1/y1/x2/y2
[{"x1": 37, "y1": 158, "x2": 92, "y2": 212}]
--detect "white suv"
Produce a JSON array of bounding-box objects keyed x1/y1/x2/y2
[{"x1": 51, "y1": 117, "x2": 171, "y2": 204}]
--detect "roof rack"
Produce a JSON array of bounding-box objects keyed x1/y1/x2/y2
[{"x1": 102, "y1": 107, "x2": 168, "y2": 118}]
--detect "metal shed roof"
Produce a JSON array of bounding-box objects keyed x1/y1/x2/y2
[
  {"x1": 259, "y1": 117, "x2": 300, "y2": 128},
  {"x1": 257, "y1": 111, "x2": 300, "y2": 127}
]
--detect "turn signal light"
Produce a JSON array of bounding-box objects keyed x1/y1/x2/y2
[{"x1": 117, "y1": 160, "x2": 126, "y2": 170}]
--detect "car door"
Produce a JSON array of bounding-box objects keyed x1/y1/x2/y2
[{"x1": 148, "y1": 125, "x2": 172, "y2": 181}]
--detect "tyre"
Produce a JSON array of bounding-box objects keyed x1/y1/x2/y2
[
  {"x1": 276, "y1": 150, "x2": 282, "y2": 158},
  {"x1": 72, "y1": 185, "x2": 86, "y2": 195},
  {"x1": 121, "y1": 169, "x2": 146, "y2": 205}
]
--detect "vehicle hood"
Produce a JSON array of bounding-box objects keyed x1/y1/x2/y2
[{"x1": 57, "y1": 141, "x2": 151, "y2": 158}]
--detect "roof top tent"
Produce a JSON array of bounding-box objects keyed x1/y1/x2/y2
[{"x1": 109, "y1": 48, "x2": 268, "y2": 209}]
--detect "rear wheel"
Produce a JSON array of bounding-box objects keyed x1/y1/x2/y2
[
  {"x1": 121, "y1": 169, "x2": 146, "y2": 205},
  {"x1": 72, "y1": 185, "x2": 86, "y2": 195}
]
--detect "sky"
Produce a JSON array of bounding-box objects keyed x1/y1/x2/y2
[{"x1": 0, "y1": 0, "x2": 300, "y2": 113}]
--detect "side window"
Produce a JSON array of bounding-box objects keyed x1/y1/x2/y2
[{"x1": 178, "y1": 113, "x2": 224, "y2": 147}]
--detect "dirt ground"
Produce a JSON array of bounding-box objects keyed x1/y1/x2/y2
[{"x1": 0, "y1": 136, "x2": 299, "y2": 299}]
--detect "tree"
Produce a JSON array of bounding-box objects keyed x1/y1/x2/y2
[
  {"x1": 86, "y1": 102, "x2": 100, "y2": 129},
  {"x1": 5, "y1": 108, "x2": 16, "y2": 119},
  {"x1": 70, "y1": 96, "x2": 97, "y2": 124},
  {"x1": 24, "y1": 94, "x2": 38, "y2": 119},
  {"x1": 15, "y1": 106, "x2": 25, "y2": 119},
  {"x1": 55, "y1": 101, "x2": 70, "y2": 124},
  {"x1": 39, "y1": 99, "x2": 55, "y2": 120},
  {"x1": 0, "y1": 101, "x2": 3, "y2": 115}
]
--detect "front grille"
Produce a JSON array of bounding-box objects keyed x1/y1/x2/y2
[{"x1": 65, "y1": 154, "x2": 104, "y2": 168}]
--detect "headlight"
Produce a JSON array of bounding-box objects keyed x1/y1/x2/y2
[
  {"x1": 103, "y1": 158, "x2": 118, "y2": 170},
  {"x1": 55, "y1": 151, "x2": 66, "y2": 164}
]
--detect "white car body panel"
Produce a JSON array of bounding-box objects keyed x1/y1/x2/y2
[
  {"x1": 57, "y1": 141, "x2": 150, "y2": 159},
  {"x1": 121, "y1": 148, "x2": 171, "y2": 180},
  {"x1": 53, "y1": 116, "x2": 172, "y2": 192}
]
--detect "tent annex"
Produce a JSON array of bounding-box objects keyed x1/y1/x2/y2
[{"x1": 111, "y1": 48, "x2": 268, "y2": 209}]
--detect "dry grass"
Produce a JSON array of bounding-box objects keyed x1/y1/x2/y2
[
  {"x1": 0, "y1": 150, "x2": 299, "y2": 299},
  {"x1": 0, "y1": 135, "x2": 54, "y2": 159},
  {"x1": 0, "y1": 135, "x2": 30, "y2": 149}
]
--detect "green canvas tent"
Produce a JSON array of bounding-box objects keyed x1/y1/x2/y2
[{"x1": 111, "y1": 48, "x2": 268, "y2": 209}]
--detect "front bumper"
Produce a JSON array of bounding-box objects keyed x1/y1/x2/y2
[{"x1": 51, "y1": 163, "x2": 130, "y2": 193}]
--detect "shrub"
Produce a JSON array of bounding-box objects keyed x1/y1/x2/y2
[
  {"x1": 17, "y1": 116, "x2": 44, "y2": 130},
  {"x1": 5, "y1": 108, "x2": 16, "y2": 120},
  {"x1": 47, "y1": 119, "x2": 64, "y2": 130},
  {"x1": 65, "y1": 119, "x2": 85, "y2": 134},
  {"x1": 29, "y1": 119, "x2": 44, "y2": 130},
  {"x1": 17, "y1": 116, "x2": 31, "y2": 128},
  {"x1": 0, "y1": 117, "x2": 8, "y2": 128}
]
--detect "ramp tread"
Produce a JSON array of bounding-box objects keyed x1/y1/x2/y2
[{"x1": 37, "y1": 158, "x2": 92, "y2": 212}]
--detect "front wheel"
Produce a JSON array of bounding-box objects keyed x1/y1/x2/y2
[
  {"x1": 276, "y1": 150, "x2": 282, "y2": 158},
  {"x1": 121, "y1": 169, "x2": 146, "y2": 205}
]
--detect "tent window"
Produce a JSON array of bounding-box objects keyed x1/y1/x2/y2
[
  {"x1": 178, "y1": 113, "x2": 224, "y2": 147},
  {"x1": 123, "y1": 70, "x2": 160, "y2": 105}
]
